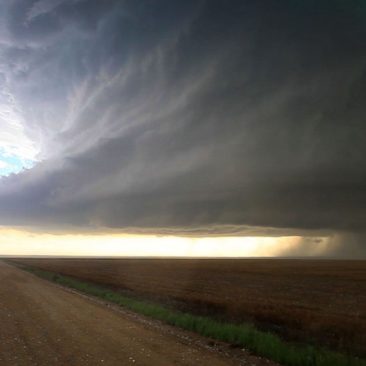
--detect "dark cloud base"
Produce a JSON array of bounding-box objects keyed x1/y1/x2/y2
[{"x1": 0, "y1": 1, "x2": 365, "y2": 256}]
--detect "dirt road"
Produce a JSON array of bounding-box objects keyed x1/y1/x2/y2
[
  {"x1": 0, "y1": 261, "x2": 269, "y2": 366},
  {"x1": 16, "y1": 258, "x2": 366, "y2": 357},
  {"x1": 14, "y1": 258, "x2": 366, "y2": 355}
]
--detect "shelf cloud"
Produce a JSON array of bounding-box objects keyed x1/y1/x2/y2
[{"x1": 0, "y1": 1, "x2": 365, "y2": 256}]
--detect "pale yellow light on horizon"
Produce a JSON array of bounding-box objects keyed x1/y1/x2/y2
[{"x1": 0, "y1": 227, "x2": 305, "y2": 257}]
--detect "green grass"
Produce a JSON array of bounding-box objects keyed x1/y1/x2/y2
[{"x1": 18, "y1": 264, "x2": 366, "y2": 366}]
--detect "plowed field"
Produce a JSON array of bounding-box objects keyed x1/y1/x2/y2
[{"x1": 12, "y1": 258, "x2": 366, "y2": 356}]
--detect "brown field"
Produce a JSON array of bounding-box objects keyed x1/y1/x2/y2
[
  {"x1": 0, "y1": 261, "x2": 251, "y2": 366},
  {"x1": 12, "y1": 258, "x2": 366, "y2": 356}
]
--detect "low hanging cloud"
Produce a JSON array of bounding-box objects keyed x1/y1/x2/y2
[
  {"x1": 0, "y1": 1, "x2": 365, "y2": 256},
  {"x1": 275, "y1": 233, "x2": 366, "y2": 259}
]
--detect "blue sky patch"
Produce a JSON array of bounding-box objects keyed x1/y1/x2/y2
[{"x1": 0, "y1": 150, "x2": 34, "y2": 176}]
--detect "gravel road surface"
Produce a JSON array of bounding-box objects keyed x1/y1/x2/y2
[{"x1": 0, "y1": 260, "x2": 275, "y2": 366}]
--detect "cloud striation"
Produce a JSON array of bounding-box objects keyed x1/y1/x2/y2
[{"x1": 0, "y1": 0, "x2": 365, "y2": 256}]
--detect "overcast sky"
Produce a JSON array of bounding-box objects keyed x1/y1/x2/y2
[{"x1": 0, "y1": 0, "x2": 365, "y2": 257}]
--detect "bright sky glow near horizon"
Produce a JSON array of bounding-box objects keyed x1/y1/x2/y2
[{"x1": 0, "y1": 228, "x2": 333, "y2": 257}]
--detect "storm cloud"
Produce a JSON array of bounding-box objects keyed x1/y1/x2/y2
[{"x1": 0, "y1": 1, "x2": 365, "y2": 254}]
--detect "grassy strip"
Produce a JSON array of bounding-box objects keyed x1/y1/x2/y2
[{"x1": 20, "y1": 264, "x2": 365, "y2": 366}]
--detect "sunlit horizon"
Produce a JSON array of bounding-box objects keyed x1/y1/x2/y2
[{"x1": 0, "y1": 227, "x2": 333, "y2": 258}]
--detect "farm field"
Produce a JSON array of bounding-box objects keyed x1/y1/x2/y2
[
  {"x1": 0, "y1": 260, "x2": 265, "y2": 366},
  {"x1": 12, "y1": 258, "x2": 366, "y2": 356}
]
